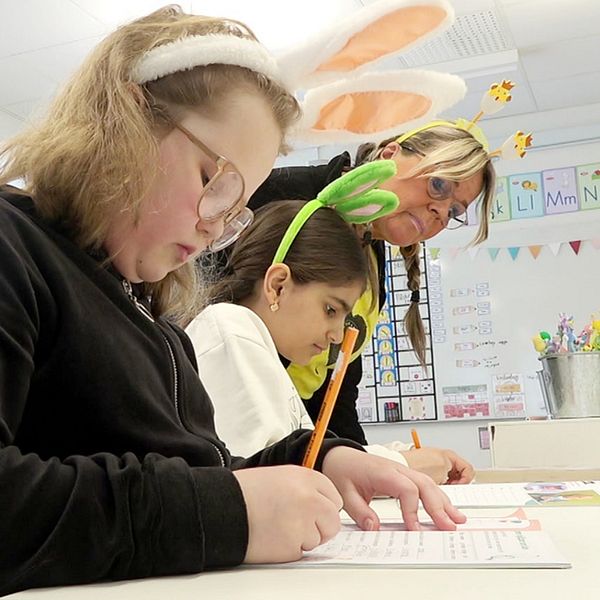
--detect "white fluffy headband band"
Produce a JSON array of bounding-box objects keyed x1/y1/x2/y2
[{"x1": 131, "y1": 34, "x2": 285, "y2": 87}]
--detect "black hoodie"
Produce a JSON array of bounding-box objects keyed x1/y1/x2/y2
[{"x1": 0, "y1": 188, "x2": 361, "y2": 596}]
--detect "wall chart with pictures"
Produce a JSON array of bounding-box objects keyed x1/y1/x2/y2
[{"x1": 357, "y1": 244, "x2": 438, "y2": 424}]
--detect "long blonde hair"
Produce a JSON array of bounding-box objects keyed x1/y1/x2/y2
[
  {"x1": 356, "y1": 126, "x2": 496, "y2": 365},
  {"x1": 0, "y1": 5, "x2": 300, "y2": 324}
]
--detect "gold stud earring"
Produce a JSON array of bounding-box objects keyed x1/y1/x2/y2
[{"x1": 270, "y1": 302, "x2": 279, "y2": 312}]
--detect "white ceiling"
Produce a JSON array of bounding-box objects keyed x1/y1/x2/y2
[{"x1": 1, "y1": 0, "x2": 599, "y2": 156}]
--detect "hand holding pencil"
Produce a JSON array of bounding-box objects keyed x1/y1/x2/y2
[
  {"x1": 237, "y1": 323, "x2": 466, "y2": 563},
  {"x1": 303, "y1": 326, "x2": 359, "y2": 469},
  {"x1": 405, "y1": 430, "x2": 475, "y2": 484}
]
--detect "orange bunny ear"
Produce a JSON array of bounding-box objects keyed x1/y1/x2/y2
[
  {"x1": 278, "y1": 0, "x2": 455, "y2": 89},
  {"x1": 295, "y1": 70, "x2": 466, "y2": 145}
]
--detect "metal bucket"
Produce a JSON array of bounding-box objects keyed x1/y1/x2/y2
[{"x1": 538, "y1": 353, "x2": 600, "y2": 418}]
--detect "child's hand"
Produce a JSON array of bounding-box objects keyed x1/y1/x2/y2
[
  {"x1": 401, "y1": 447, "x2": 475, "y2": 484},
  {"x1": 234, "y1": 465, "x2": 343, "y2": 563},
  {"x1": 321, "y1": 447, "x2": 467, "y2": 531}
]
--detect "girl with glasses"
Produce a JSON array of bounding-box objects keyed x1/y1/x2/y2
[{"x1": 0, "y1": 6, "x2": 464, "y2": 596}]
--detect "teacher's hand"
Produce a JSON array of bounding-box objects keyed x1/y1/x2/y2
[{"x1": 402, "y1": 447, "x2": 475, "y2": 484}]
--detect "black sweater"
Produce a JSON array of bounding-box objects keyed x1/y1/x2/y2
[
  {"x1": 0, "y1": 188, "x2": 360, "y2": 596},
  {"x1": 248, "y1": 154, "x2": 388, "y2": 445}
]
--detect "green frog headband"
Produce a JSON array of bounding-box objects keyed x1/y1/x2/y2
[{"x1": 272, "y1": 160, "x2": 399, "y2": 264}]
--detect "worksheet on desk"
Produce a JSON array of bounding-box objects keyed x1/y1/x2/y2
[
  {"x1": 342, "y1": 508, "x2": 541, "y2": 532},
  {"x1": 440, "y1": 481, "x2": 600, "y2": 507},
  {"x1": 282, "y1": 530, "x2": 570, "y2": 569}
]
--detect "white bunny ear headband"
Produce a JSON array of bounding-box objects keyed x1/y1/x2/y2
[
  {"x1": 132, "y1": 0, "x2": 531, "y2": 156},
  {"x1": 278, "y1": 0, "x2": 467, "y2": 144}
]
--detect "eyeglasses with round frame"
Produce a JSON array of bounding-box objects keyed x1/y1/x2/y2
[
  {"x1": 170, "y1": 121, "x2": 254, "y2": 251},
  {"x1": 426, "y1": 177, "x2": 469, "y2": 230},
  {"x1": 398, "y1": 143, "x2": 470, "y2": 230}
]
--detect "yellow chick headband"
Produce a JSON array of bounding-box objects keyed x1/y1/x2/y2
[{"x1": 395, "y1": 80, "x2": 533, "y2": 161}]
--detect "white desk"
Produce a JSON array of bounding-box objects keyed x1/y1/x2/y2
[{"x1": 8, "y1": 499, "x2": 600, "y2": 600}]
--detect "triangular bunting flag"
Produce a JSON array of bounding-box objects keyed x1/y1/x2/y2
[
  {"x1": 592, "y1": 238, "x2": 600, "y2": 250},
  {"x1": 548, "y1": 242, "x2": 562, "y2": 256},
  {"x1": 487, "y1": 248, "x2": 500, "y2": 261},
  {"x1": 528, "y1": 245, "x2": 542, "y2": 259},
  {"x1": 508, "y1": 247, "x2": 520, "y2": 261},
  {"x1": 429, "y1": 247, "x2": 441, "y2": 260},
  {"x1": 467, "y1": 247, "x2": 479, "y2": 260},
  {"x1": 569, "y1": 240, "x2": 582, "y2": 255}
]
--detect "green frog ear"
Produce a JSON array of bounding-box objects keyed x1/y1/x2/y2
[
  {"x1": 316, "y1": 160, "x2": 399, "y2": 223},
  {"x1": 330, "y1": 188, "x2": 400, "y2": 224}
]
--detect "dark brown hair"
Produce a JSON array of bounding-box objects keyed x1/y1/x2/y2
[{"x1": 206, "y1": 200, "x2": 376, "y2": 307}]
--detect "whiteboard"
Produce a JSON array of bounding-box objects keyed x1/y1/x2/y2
[
  {"x1": 357, "y1": 208, "x2": 600, "y2": 426},
  {"x1": 429, "y1": 238, "x2": 600, "y2": 421},
  {"x1": 361, "y1": 142, "x2": 600, "y2": 465}
]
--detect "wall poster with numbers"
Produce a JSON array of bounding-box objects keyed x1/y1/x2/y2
[{"x1": 357, "y1": 243, "x2": 439, "y2": 424}]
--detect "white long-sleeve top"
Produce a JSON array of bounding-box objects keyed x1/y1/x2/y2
[{"x1": 186, "y1": 303, "x2": 411, "y2": 464}]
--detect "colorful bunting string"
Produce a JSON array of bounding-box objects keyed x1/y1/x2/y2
[{"x1": 427, "y1": 239, "x2": 597, "y2": 261}]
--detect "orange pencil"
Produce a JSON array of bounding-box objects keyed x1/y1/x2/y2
[
  {"x1": 411, "y1": 428, "x2": 422, "y2": 449},
  {"x1": 302, "y1": 326, "x2": 359, "y2": 469}
]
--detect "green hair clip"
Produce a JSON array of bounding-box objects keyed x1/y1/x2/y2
[{"x1": 272, "y1": 159, "x2": 399, "y2": 264}]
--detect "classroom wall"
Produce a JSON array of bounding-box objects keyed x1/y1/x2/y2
[{"x1": 365, "y1": 138, "x2": 600, "y2": 468}]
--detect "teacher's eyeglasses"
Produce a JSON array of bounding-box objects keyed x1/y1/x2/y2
[
  {"x1": 427, "y1": 177, "x2": 469, "y2": 230},
  {"x1": 399, "y1": 143, "x2": 469, "y2": 230},
  {"x1": 172, "y1": 122, "x2": 253, "y2": 251}
]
